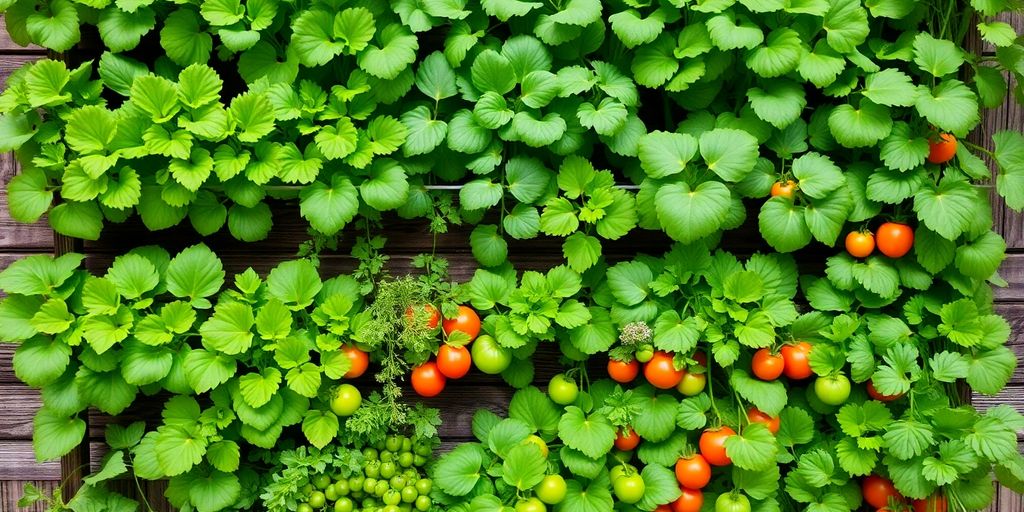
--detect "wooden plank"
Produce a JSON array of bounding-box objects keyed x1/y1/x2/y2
[
  {"x1": 0, "y1": 384, "x2": 38, "y2": 439},
  {"x1": 0, "y1": 480, "x2": 60, "y2": 512},
  {"x1": 995, "y1": 253, "x2": 1024, "y2": 301},
  {"x1": 0, "y1": 441, "x2": 59, "y2": 480}
]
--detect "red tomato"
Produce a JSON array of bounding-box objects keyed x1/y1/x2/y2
[
  {"x1": 614, "y1": 428, "x2": 641, "y2": 451},
  {"x1": 442, "y1": 305, "x2": 481, "y2": 341},
  {"x1": 411, "y1": 361, "x2": 446, "y2": 397},
  {"x1": 845, "y1": 231, "x2": 875, "y2": 258},
  {"x1": 771, "y1": 180, "x2": 796, "y2": 198},
  {"x1": 751, "y1": 348, "x2": 784, "y2": 381},
  {"x1": 927, "y1": 133, "x2": 957, "y2": 164},
  {"x1": 341, "y1": 345, "x2": 369, "y2": 379},
  {"x1": 876, "y1": 222, "x2": 914, "y2": 259},
  {"x1": 436, "y1": 344, "x2": 471, "y2": 379},
  {"x1": 644, "y1": 351, "x2": 684, "y2": 389},
  {"x1": 912, "y1": 494, "x2": 947, "y2": 512},
  {"x1": 675, "y1": 454, "x2": 711, "y2": 489},
  {"x1": 608, "y1": 358, "x2": 640, "y2": 383},
  {"x1": 747, "y1": 408, "x2": 780, "y2": 434},
  {"x1": 867, "y1": 380, "x2": 904, "y2": 402},
  {"x1": 862, "y1": 475, "x2": 903, "y2": 509},
  {"x1": 404, "y1": 304, "x2": 440, "y2": 329},
  {"x1": 780, "y1": 342, "x2": 813, "y2": 380},
  {"x1": 655, "y1": 506, "x2": 673, "y2": 512},
  {"x1": 699, "y1": 426, "x2": 735, "y2": 466},
  {"x1": 671, "y1": 488, "x2": 703, "y2": 512},
  {"x1": 691, "y1": 351, "x2": 707, "y2": 367}
]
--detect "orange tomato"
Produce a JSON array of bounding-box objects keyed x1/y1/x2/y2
[
  {"x1": 699, "y1": 426, "x2": 735, "y2": 466},
  {"x1": 436, "y1": 344, "x2": 472, "y2": 379},
  {"x1": 845, "y1": 231, "x2": 875, "y2": 258},
  {"x1": 747, "y1": 408, "x2": 780, "y2": 434},
  {"x1": 404, "y1": 304, "x2": 440, "y2": 329},
  {"x1": 442, "y1": 305, "x2": 481, "y2": 341},
  {"x1": 675, "y1": 454, "x2": 711, "y2": 489},
  {"x1": 411, "y1": 361, "x2": 446, "y2": 397},
  {"x1": 614, "y1": 428, "x2": 641, "y2": 451},
  {"x1": 876, "y1": 222, "x2": 914, "y2": 258},
  {"x1": 780, "y1": 342, "x2": 813, "y2": 380},
  {"x1": 771, "y1": 180, "x2": 796, "y2": 198},
  {"x1": 862, "y1": 475, "x2": 903, "y2": 509},
  {"x1": 644, "y1": 351, "x2": 684, "y2": 389},
  {"x1": 927, "y1": 133, "x2": 957, "y2": 164},
  {"x1": 912, "y1": 494, "x2": 947, "y2": 512},
  {"x1": 751, "y1": 348, "x2": 785, "y2": 381},
  {"x1": 608, "y1": 358, "x2": 640, "y2": 383},
  {"x1": 671, "y1": 488, "x2": 703, "y2": 512},
  {"x1": 341, "y1": 345, "x2": 369, "y2": 379}
]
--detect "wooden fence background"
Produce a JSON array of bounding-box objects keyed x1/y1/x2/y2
[{"x1": 0, "y1": 14, "x2": 1022, "y2": 512}]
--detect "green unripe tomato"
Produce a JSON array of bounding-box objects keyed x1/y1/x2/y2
[
  {"x1": 413, "y1": 454, "x2": 428, "y2": 467},
  {"x1": 635, "y1": 345, "x2": 654, "y2": 363},
  {"x1": 374, "y1": 480, "x2": 389, "y2": 496},
  {"x1": 471, "y1": 335, "x2": 512, "y2": 374},
  {"x1": 515, "y1": 497, "x2": 546, "y2": 512},
  {"x1": 334, "y1": 480, "x2": 350, "y2": 496},
  {"x1": 398, "y1": 452, "x2": 414, "y2": 468},
  {"x1": 401, "y1": 438, "x2": 412, "y2": 452},
  {"x1": 325, "y1": 485, "x2": 339, "y2": 502},
  {"x1": 297, "y1": 504, "x2": 313, "y2": 512},
  {"x1": 334, "y1": 497, "x2": 354, "y2": 512},
  {"x1": 301, "y1": 484, "x2": 314, "y2": 495},
  {"x1": 386, "y1": 435, "x2": 402, "y2": 452},
  {"x1": 612, "y1": 474, "x2": 645, "y2": 504},
  {"x1": 314, "y1": 474, "x2": 333, "y2": 490},
  {"x1": 415, "y1": 496, "x2": 431, "y2": 512},
  {"x1": 364, "y1": 461, "x2": 380, "y2": 479},
  {"x1": 715, "y1": 492, "x2": 752, "y2": 512},
  {"x1": 548, "y1": 374, "x2": 579, "y2": 405},
  {"x1": 330, "y1": 384, "x2": 362, "y2": 416},
  {"x1": 414, "y1": 478, "x2": 432, "y2": 495},
  {"x1": 362, "y1": 448, "x2": 379, "y2": 461},
  {"x1": 309, "y1": 491, "x2": 326, "y2": 508},
  {"x1": 534, "y1": 475, "x2": 567, "y2": 504},
  {"x1": 676, "y1": 372, "x2": 707, "y2": 396},
  {"x1": 383, "y1": 490, "x2": 402, "y2": 506},
  {"x1": 348, "y1": 475, "x2": 364, "y2": 491},
  {"x1": 814, "y1": 374, "x2": 852, "y2": 406},
  {"x1": 363, "y1": 477, "x2": 377, "y2": 493},
  {"x1": 401, "y1": 486, "x2": 418, "y2": 503},
  {"x1": 609, "y1": 464, "x2": 636, "y2": 483},
  {"x1": 389, "y1": 476, "x2": 407, "y2": 489}
]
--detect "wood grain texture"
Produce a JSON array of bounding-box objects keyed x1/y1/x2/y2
[
  {"x1": 0, "y1": 441, "x2": 59, "y2": 480},
  {"x1": 0, "y1": 480, "x2": 59, "y2": 512}
]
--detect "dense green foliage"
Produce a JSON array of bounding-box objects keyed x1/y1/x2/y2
[{"x1": 2, "y1": 0, "x2": 1024, "y2": 510}]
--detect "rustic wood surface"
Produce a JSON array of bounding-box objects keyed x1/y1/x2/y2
[{"x1": 0, "y1": 14, "x2": 1021, "y2": 512}]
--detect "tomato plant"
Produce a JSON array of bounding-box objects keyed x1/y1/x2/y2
[
  {"x1": 436, "y1": 344, "x2": 471, "y2": 379},
  {"x1": 927, "y1": 133, "x2": 958, "y2": 164},
  {"x1": 547, "y1": 374, "x2": 579, "y2": 405},
  {"x1": 876, "y1": 222, "x2": 915, "y2": 258},
  {"x1": 751, "y1": 348, "x2": 785, "y2": 381},
  {"x1": 614, "y1": 428, "x2": 641, "y2": 451},
  {"x1": 699, "y1": 427, "x2": 736, "y2": 467},
  {"x1": 675, "y1": 455, "x2": 711, "y2": 489},
  {"x1": 780, "y1": 342, "x2": 814, "y2": 380},
  {"x1": 470, "y1": 335, "x2": 511, "y2": 374},
  {"x1": 746, "y1": 408, "x2": 780, "y2": 434},
  {"x1": 644, "y1": 351, "x2": 685, "y2": 389},
  {"x1": 442, "y1": 305, "x2": 481, "y2": 342},
  {"x1": 863, "y1": 475, "x2": 903, "y2": 509},
  {"x1": 672, "y1": 488, "x2": 704, "y2": 512},
  {"x1": 845, "y1": 231, "x2": 876, "y2": 258},
  {"x1": 411, "y1": 362, "x2": 446, "y2": 397},
  {"x1": 608, "y1": 358, "x2": 641, "y2": 383}
]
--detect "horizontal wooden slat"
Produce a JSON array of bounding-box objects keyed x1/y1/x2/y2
[
  {"x1": 0, "y1": 384, "x2": 38, "y2": 439},
  {"x1": 0, "y1": 441, "x2": 59, "y2": 480}
]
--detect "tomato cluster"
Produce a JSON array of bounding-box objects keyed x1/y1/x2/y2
[
  {"x1": 608, "y1": 351, "x2": 707, "y2": 396},
  {"x1": 295, "y1": 435, "x2": 434, "y2": 512},
  {"x1": 845, "y1": 222, "x2": 915, "y2": 259}
]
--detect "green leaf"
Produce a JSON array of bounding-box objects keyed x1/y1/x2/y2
[
  {"x1": 25, "y1": 0, "x2": 80, "y2": 51},
  {"x1": 0, "y1": 253, "x2": 83, "y2": 296},
  {"x1": 359, "y1": 24, "x2": 418, "y2": 79},
  {"x1": 470, "y1": 224, "x2": 508, "y2": 267},
  {"x1": 509, "y1": 386, "x2": 561, "y2": 437},
  {"x1": 160, "y1": 8, "x2": 213, "y2": 66},
  {"x1": 401, "y1": 105, "x2": 447, "y2": 156},
  {"x1": 563, "y1": 232, "x2": 601, "y2": 272},
  {"x1": 33, "y1": 407, "x2": 86, "y2": 461},
  {"x1": 747, "y1": 28, "x2": 802, "y2": 77},
  {"x1": 502, "y1": 443, "x2": 547, "y2": 490},
  {"x1": 299, "y1": 175, "x2": 359, "y2": 235},
  {"x1": 558, "y1": 407, "x2": 615, "y2": 459},
  {"x1": 6, "y1": 167, "x2": 53, "y2": 223},
  {"x1": 759, "y1": 198, "x2": 812, "y2": 252},
  {"x1": 880, "y1": 122, "x2": 929, "y2": 171},
  {"x1": 481, "y1": 0, "x2": 541, "y2": 20},
  {"x1": 700, "y1": 128, "x2": 759, "y2": 181},
  {"x1": 633, "y1": 392, "x2": 679, "y2": 442},
  {"x1": 360, "y1": 160, "x2": 409, "y2": 211},
  {"x1": 862, "y1": 69, "x2": 918, "y2": 107},
  {"x1": 606, "y1": 261, "x2": 652, "y2": 306},
  {"x1": 13, "y1": 337, "x2": 70, "y2": 387},
  {"x1": 511, "y1": 111, "x2": 566, "y2": 148},
  {"x1": 792, "y1": 152, "x2": 844, "y2": 199},
  {"x1": 199, "y1": 302, "x2": 255, "y2": 355},
  {"x1": 183, "y1": 348, "x2": 236, "y2": 393},
  {"x1": 49, "y1": 201, "x2": 103, "y2": 240},
  {"x1": 238, "y1": 369, "x2": 281, "y2": 409},
  {"x1": 913, "y1": 32, "x2": 965, "y2": 77},
  {"x1": 434, "y1": 443, "x2": 485, "y2": 496},
  {"x1": 730, "y1": 369, "x2": 787, "y2": 416},
  {"x1": 828, "y1": 100, "x2": 893, "y2": 148},
  {"x1": 883, "y1": 419, "x2": 935, "y2": 460},
  {"x1": 66, "y1": 105, "x2": 117, "y2": 155},
  {"x1": 966, "y1": 346, "x2": 1017, "y2": 395},
  {"x1": 913, "y1": 177, "x2": 978, "y2": 240},
  {"x1": 460, "y1": 180, "x2": 503, "y2": 211},
  {"x1": 747, "y1": 79, "x2": 806, "y2": 129},
  {"x1": 609, "y1": 9, "x2": 664, "y2": 48},
  {"x1": 632, "y1": 36, "x2": 679, "y2": 87},
  {"x1": 188, "y1": 469, "x2": 241, "y2": 512},
  {"x1": 121, "y1": 342, "x2": 173, "y2": 385},
  {"x1": 229, "y1": 91, "x2": 276, "y2": 143},
  {"x1": 637, "y1": 131, "x2": 698, "y2": 179},
  {"x1": 267, "y1": 259, "x2": 321, "y2": 310},
  {"x1": 447, "y1": 110, "x2": 492, "y2": 153},
  {"x1": 638, "y1": 464, "x2": 682, "y2": 511},
  {"x1": 822, "y1": 0, "x2": 868, "y2": 52},
  {"x1": 655, "y1": 181, "x2": 731, "y2": 243},
  {"x1": 302, "y1": 410, "x2": 339, "y2": 449},
  {"x1": 915, "y1": 80, "x2": 980, "y2": 136},
  {"x1": 956, "y1": 231, "x2": 1005, "y2": 279},
  {"x1": 725, "y1": 423, "x2": 778, "y2": 470},
  {"x1": 165, "y1": 244, "x2": 224, "y2": 307},
  {"x1": 707, "y1": 13, "x2": 764, "y2": 50},
  {"x1": 25, "y1": 59, "x2": 71, "y2": 107}
]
